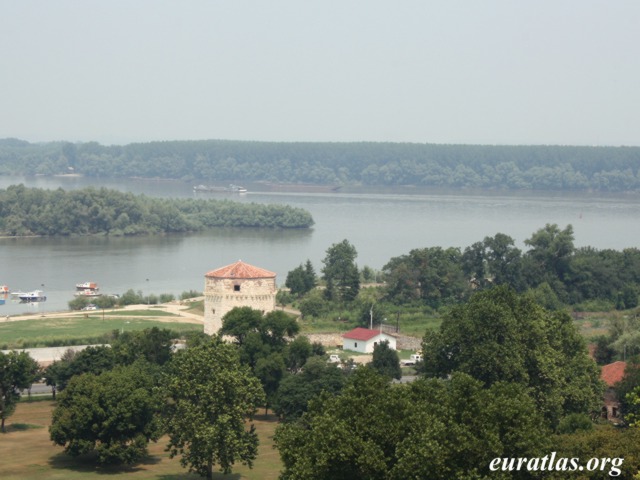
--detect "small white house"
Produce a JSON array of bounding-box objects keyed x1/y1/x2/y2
[{"x1": 342, "y1": 327, "x2": 397, "y2": 353}]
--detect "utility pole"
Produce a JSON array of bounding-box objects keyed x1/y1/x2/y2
[{"x1": 369, "y1": 304, "x2": 373, "y2": 330}]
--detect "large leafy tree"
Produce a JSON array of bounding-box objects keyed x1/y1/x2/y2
[
  {"x1": 110, "y1": 327, "x2": 175, "y2": 366},
  {"x1": 0, "y1": 351, "x2": 40, "y2": 432},
  {"x1": 483, "y1": 232, "x2": 524, "y2": 289},
  {"x1": 220, "y1": 307, "x2": 303, "y2": 412},
  {"x1": 422, "y1": 286, "x2": 603, "y2": 426},
  {"x1": 285, "y1": 260, "x2": 317, "y2": 297},
  {"x1": 49, "y1": 363, "x2": 162, "y2": 464},
  {"x1": 383, "y1": 246, "x2": 470, "y2": 308},
  {"x1": 368, "y1": 340, "x2": 401, "y2": 380},
  {"x1": 523, "y1": 223, "x2": 575, "y2": 297},
  {"x1": 322, "y1": 239, "x2": 360, "y2": 302},
  {"x1": 275, "y1": 368, "x2": 549, "y2": 480},
  {"x1": 274, "y1": 356, "x2": 346, "y2": 421},
  {"x1": 162, "y1": 337, "x2": 265, "y2": 479},
  {"x1": 51, "y1": 345, "x2": 116, "y2": 392}
]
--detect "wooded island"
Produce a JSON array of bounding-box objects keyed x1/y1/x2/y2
[{"x1": 0, "y1": 185, "x2": 314, "y2": 236}]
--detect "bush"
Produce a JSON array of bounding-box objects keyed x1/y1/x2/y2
[
  {"x1": 180, "y1": 290, "x2": 202, "y2": 300},
  {"x1": 557, "y1": 413, "x2": 594, "y2": 434},
  {"x1": 68, "y1": 296, "x2": 90, "y2": 311},
  {"x1": 299, "y1": 291, "x2": 330, "y2": 318},
  {"x1": 159, "y1": 293, "x2": 176, "y2": 303}
]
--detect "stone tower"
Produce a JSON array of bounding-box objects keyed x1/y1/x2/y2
[{"x1": 204, "y1": 260, "x2": 277, "y2": 335}]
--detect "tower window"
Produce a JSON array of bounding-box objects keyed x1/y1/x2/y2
[{"x1": 234, "y1": 285, "x2": 241, "y2": 292}]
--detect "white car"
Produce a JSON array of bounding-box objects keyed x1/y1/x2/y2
[
  {"x1": 328, "y1": 354, "x2": 341, "y2": 363},
  {"x1": 82, "y1": 304, "x2": 98, "y2": 311}
]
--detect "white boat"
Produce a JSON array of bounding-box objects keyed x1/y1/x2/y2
[
  {"x1": 193, "y1": 184, "x2": 248, "y2": 194},
  {"x1": 75, "y1": 281, "x2": 99, "y2": 291},
  {"x1": 19, "y1": 290, "x2": 47, "y2": 302},
  {"x1": 228, "y1": 184, "x2": 247, "y2": 193},
  {"x1": 1, "y1": 285, "x2": 9, "y2": 294},
  {"x1": 74, "y1": 289, "x2": 102, "y2": 297}
]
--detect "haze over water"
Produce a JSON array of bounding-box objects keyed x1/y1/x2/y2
[{"x1": 2, "y1": 175, "x2": 639, "y2": 315}]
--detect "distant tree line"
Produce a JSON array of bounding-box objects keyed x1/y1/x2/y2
[
  {"x1": 2, "y1": 137, "x2": 640, "y2": 191},
  {"x1": 382, "y1": 224, "x2": 640, "y2": 311},
  {"x1": 0, "y1": 184, "x2": 314, "y2": 236}
]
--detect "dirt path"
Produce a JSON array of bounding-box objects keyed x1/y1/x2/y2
[{"x1": 0, "y1": 299, "x2": 205, "y2": 325}]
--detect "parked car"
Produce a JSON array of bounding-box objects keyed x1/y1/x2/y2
[
  {"x1": 82, "y1": 304, "x2": 97, "y2": 311},
  {"x1": 401, "y1": 353, "x2": 423, "y2": 366},
  {"x1": 328, "y1": 354, "x2": 341, "y2": 363}
]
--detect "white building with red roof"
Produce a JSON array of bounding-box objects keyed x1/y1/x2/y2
[
  {"x1": 204, "y1": 260, "x2": 277, "y2": 335},
  {"x1": 342, "y1": 327, "x2": 397, "y2": 353}
]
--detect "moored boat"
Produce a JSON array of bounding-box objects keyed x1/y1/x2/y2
[
  {"x1": 228, "y1": 184, "x2": 247, "y2": 193},
  {"x1": 74, "y1": 289, "x2": 102, "y2": 297},
  {"x1": 1, "y1": 285, "x2": 9, "y2": 294},
  {"x1": 193, "y1": 184, "x2": 248, "y2": 193},
  {"x1": 76, "y1": 281, "x2": 99, "y2": 291},
  {"x1": 19, "y1": 290, "x2": 47, "y2": 302}
]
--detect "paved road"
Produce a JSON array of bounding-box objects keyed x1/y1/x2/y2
[{"x1": 1, "y1": 344, "x2": 101, "y2": 365}]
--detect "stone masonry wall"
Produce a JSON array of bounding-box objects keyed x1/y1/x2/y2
[{"x1": 204, "y1": 277, "x2": 276, "y2": 335}]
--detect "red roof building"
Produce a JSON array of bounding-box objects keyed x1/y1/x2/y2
[
  {"x1": 342, "y1": 327, "x2": 397, "y2": 353},
  {"x1": 343, "y1": 327, "x2": 383, "y2": 341},
  {"x1": 600, "y1": 361, "x2": 627, "y2": 421},
  {"x1": 205, "y1": 260, "x2": 276, "y2": 279},
  {"x1": 601, "y1": 361, "x2": 627, "y2": 387}
]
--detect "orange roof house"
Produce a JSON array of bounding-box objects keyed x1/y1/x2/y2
[
  {"x1": 600, "y1": 361, "x2": 627, "y2": 421},
  {"x1": 601, "y1": 361, "x2": 627, "y2": 387}
]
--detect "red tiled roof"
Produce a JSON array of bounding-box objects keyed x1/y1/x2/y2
[
  {"x1": 601, "y1": 361, "x2": 627, "y2": 387},
  {"x1": 342, "y1": 327, "x2": 385, "y2": 341},
  {"x1": 205, "y1": 261, "x2": 276, "y2": 279}
]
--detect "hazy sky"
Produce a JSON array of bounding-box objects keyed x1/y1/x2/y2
[{"x1": 2, "y1": 1, "x2": 639, "y2": 146}]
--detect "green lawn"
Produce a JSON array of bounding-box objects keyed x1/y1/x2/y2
[{"x1": 0, "y1": 317, "x2": 203, "y2": 349}]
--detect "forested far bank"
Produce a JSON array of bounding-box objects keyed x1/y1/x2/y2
[
  {"x1": 0, "y1": 185, "x2": 314, "y2": 236},
  {"x1": 2, "y1": 138, "x2": 640, "y2": 192}
]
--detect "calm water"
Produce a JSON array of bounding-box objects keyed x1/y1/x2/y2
[{"x1": 2, "y1": 175, "x2": 640, "y2": 315}]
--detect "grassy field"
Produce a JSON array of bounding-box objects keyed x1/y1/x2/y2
[
  {"x1": 0, "y1": 401, "x2": 282, "y2": 480},
  {"x1": 571, "y1": 310, "x2": 619, "y2": 340},
  {"x1": 0, "y1": 317, "x2": 203, "y2": 349}
]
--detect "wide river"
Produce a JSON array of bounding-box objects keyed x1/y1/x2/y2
[{"x1": 1, "y1": 175, "x2": 640, "y2": 315}]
